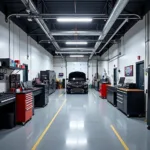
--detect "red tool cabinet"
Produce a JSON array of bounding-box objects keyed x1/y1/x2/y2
[
  {"x1": 16, "y1": 92, "x2": 33, "y2": 125},
  {"x1": 99, "y1": 83, "x2": 109, "y2": 99}
]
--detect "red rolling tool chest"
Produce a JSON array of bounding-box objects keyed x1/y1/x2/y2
[
  {"x1": 16, "y1": 92, "x2": 33, "y2": 125},
  {"x1": 99, "y1": 83, "x2": 109, "y2": 99}
]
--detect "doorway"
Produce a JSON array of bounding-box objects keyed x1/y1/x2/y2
[
  {"x1": 136, "y1": 61, "x2": 144, "y2": 90},
  {"x1": 113, "y1": 68, "x2": 117, "y2": 85},
  {"x1": 23, "y1": 64, "x2": 28, "y2": 82}
]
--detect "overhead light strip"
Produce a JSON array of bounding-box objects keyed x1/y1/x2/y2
[
  {"x1": 66, "y1": 41, "x2": 88, "y2": 45},
  {"x1": 57, "y1": 18, "x2": 92, "y2": 23},
  {"x1": 70, "y1": 55, "x2": 84, "y2": 57}
]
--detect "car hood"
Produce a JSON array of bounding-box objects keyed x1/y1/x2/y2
[{"x1": 69, "y1": 71, "x2": 86, "y2": 81}]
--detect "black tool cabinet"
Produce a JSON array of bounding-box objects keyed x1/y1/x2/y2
[
  {"x1": 147, "y1": 68, "x2": 150, "y2": 130},
  {"x1": 34, "y1": 84, "x2": 49, "y2": 107},
  {"x1": 117, "y1": 89, "x2": 145, "y2": 117},
  {"x1": 107, "y1": 86, "x2": 117, "y2": 106}
]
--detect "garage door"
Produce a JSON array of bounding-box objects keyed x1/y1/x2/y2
[{"x1": 67, "y1": 62, "x2": 88, "y2": 78}]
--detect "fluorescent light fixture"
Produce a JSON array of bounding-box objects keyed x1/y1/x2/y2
[
  {"x1": 70, "y1": 55, "x2": 84, "y2": 58},
  {"x1": 66, "y1": 41, "x2": 87, "y2": 45},
  {"x1": 27, "y1": 18, "x2": 33, "y2": 22},
  {"x1": 57, "y1": 18, "x2": 92, "y2": 23}
]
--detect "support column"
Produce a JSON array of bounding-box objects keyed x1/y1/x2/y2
[
  {"x1": 145, "y1": 11, "x2": 150, "y2": 119},
  {"x1": 96, "y1": 57, "x2": 99, "y2": 79}
]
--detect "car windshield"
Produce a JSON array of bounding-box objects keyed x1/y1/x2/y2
[{"x1": 69, "y1": 72, "x2": 86, "y2": 81}]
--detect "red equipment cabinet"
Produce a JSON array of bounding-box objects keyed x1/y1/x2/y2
[
  {"x1": 16, "y1": 92, "x2": 33, "y2": 125},
  {"x1": 99, "y1": 83, "x2": 109, "y2": 99}
]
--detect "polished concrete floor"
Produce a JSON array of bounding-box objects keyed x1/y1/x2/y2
[{"x1": 0, "y1": 89, "x2": 150, "y2": 150}]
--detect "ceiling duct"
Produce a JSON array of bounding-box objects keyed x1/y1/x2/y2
[
  {"x1": 89, "y1": 0, "x2": 129, "y2": 59},
  {"x1": 21, "y1": 0, "x2": 61, "y2": 51},
  {"x1": 98, "y1": 18, "x2": 128, "y2": 54}
]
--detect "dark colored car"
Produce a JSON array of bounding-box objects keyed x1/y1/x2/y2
[{"x1": 66, "y1": 71, "x2": 88, "y2": 94}]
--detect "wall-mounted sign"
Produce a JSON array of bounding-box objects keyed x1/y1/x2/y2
[
  {"x1": 124, "y1": 65, "x2": 133, "y2": 76},
  {"x1": 59, "y1": 73, "x2": 64, "y2": 77}
]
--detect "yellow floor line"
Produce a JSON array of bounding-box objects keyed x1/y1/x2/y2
[
  {"x1": 31, "y1": 99, "x2": 67, "y2": 150},
  {"x1": 111, "y1": 125, "x2": 129, "y2": 150},
  {"x1": 59, "y1": 93, "x2": 63, "y2": 97}
]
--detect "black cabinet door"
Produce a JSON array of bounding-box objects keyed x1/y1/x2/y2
[
  {"x1": 117, "y1": 92, "x2": 124, "y2": 111},
  {"x1": 123, "y1": 95, "x2": 127, "y2": 114},
  {"x1": 117, "y1": 99, "x2": 123, "y2": 111},
  {"x1": 107, "y1": 89, "x2": 113, "y2": 104}
]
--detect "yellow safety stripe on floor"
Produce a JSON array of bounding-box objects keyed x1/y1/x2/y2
[
  {"x1": 59, "y1": 94, "x2": 63, "y2": 97},
  {"x1": 111, "y1": 125, "x2": 129, "y2": 150},
  {"x1": 32, "y1": 99, "x2": 67, "y2": 150}
]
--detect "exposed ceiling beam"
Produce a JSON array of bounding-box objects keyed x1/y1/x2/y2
[
  {"x1": 20, "y1": 0, "x2": 61, "y2": 53},
  {"x1": 39, "y1": 39, "x2": 116, "y2": 44}
]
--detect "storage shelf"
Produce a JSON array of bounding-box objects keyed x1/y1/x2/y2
[{"x1": 0, "y1": 66, "x2": 24, "y2": 70}]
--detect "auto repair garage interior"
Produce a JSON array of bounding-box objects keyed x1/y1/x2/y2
[{"x1": 0, "y1": 0, "x2": 150, "y2": 150}]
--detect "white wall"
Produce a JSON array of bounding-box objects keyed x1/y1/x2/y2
[
  {"x1": 98, "y1": 61, "x2": 108, "y2": 77},
  {"x1": 53, "y1": 57, "x2": 66, "y2": 80},
  {"x1": 100, "y1": 17, "x2": 145, "y2": 85},
  {"x1": 0, "y1": 11, "x2": 53, "y2": 92},
  {"x1": 89, "y1": 59, "x2": 97, "y2": 84}
]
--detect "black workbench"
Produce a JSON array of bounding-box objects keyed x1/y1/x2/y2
[
  {"x1": 117, "y1": 88, "x2": 145, "y2": 117},
  {"x1": 107, "y1": 85, "x2": 145, "y2": 117},
  {"x1": 0, "y1": 94, "x2": 16, "y2": 129}
]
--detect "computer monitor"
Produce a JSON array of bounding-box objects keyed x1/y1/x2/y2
[
  {"x1": 118, "y1": 77, "x2": 125, "y2": 85},
  {"x1": 35, "y1": 78, "x2": 41, "y2": 84},
  {"x1": 26, "y1": 81, "x2": 33, "y2": 88},
  {"x1": 23, "y1": 82, "x2": 28, "y2": 89}
]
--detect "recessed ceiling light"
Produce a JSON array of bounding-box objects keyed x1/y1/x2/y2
[
  {"x1": 57, "y1": 18, "x2": 92, "y2": 23},
  {"x1": 66, "y1": 41, "x2": 88, "y2": 45},
  {"x1": 48, "y1": 41, "x2": 50, "y2": 44}
]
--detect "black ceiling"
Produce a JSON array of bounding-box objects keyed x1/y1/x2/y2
[{"x1": 0, "y1": 0, "x2": 149, "y2": 56}]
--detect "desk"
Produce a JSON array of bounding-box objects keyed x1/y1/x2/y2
[{"x1": 0, "y1": 94, "x2": 16, "y2": 129}]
